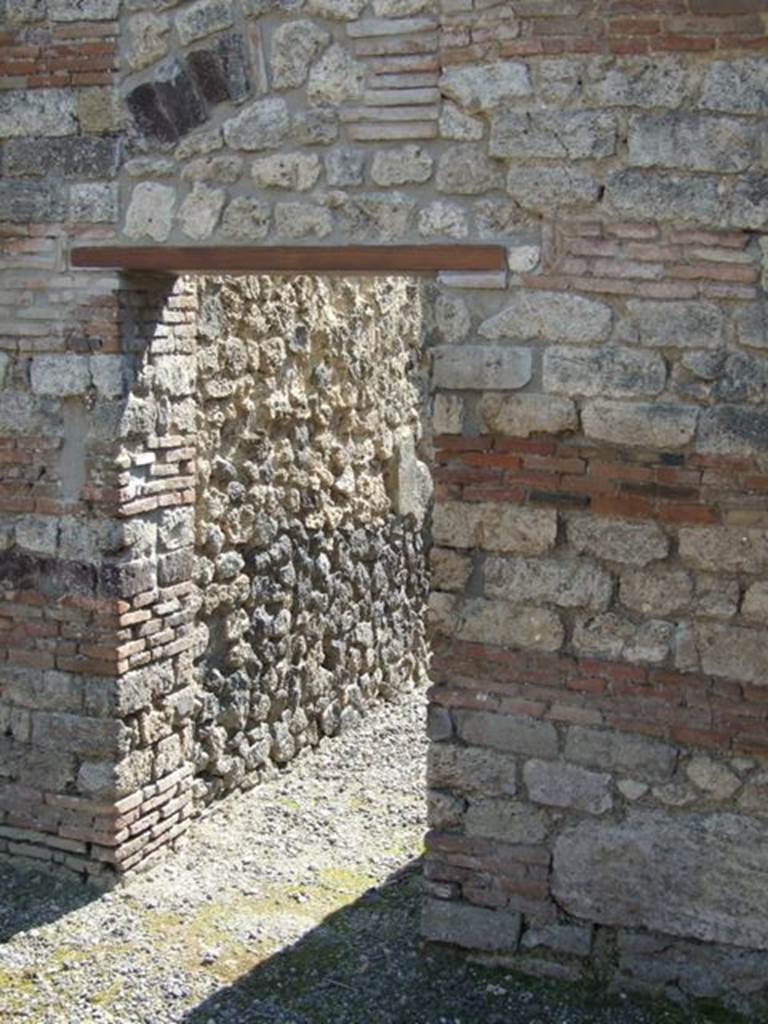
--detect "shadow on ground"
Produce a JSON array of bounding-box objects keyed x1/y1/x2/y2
[
  {"x1": 0, "y1": 862, "x2": 97, "y2": 943},
  {"x1": 181, "y1": 859, "x2": 747, "y2": 1024}
]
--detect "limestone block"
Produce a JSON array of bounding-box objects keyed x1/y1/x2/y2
[
  {"x1": 69, "y1": 183, "x2": 118, "y2": 223},
  {"x1": 0, "y1": 89, "x2": 77, "y2": 138},
  {"x1": 0, "y1": 181, "x2": 65, "y2": 223},
  {"x1": 479, "y1": 393, "x2": 577, "y2": 437},
  {"x1": 152, "y1": 355, "x2": 196, "y2": 395},
  {"x1": 743, "y1": 581, "x2": 768, "y2": 624},
  {"x1": 5, "y1": 669, "x2": 82, "y2": 714},
  {"x1": 49, "y1": 0, "x2": 118, "y2": 19},
  {"x1": 430, "y1": 547, "x2": 471, "y2": 592},
  {"x1": 507, "y1": 246, "x2": 540, "y2": 273},
  {"x1": 433, "y1": 502, "x2": 557, "y2": 555},
  {"x1": 371, "y1": 145, "x2": 433, "y2": 186},
  {"x1": 307, "y1": 45, "x2": 365, "y2": 104},
  {"x1": 581, "y1": 400, "x2": 699, "y2": 450},
  {"x1": 679, "y1": 526, "x2": 768, "y2": 573},
  {"x1": 417, "y1": 201, "x2": 468, "y2": 239},
  {"x1": 621, "y1": 300, "x2": 726, "y2": 349},
  {"x1": 274, "y1": 202, "x2": 332, "y2": 238},
  {"x1": 485, "y1": 555, "x2": 613, "y2": 611},
  {"x1": 455, "y1": 710, "x2": 558, "y2": 759},
  {"x1": 506, "y1": 164, "x2": 599, "y2": 211},
  {"x1": 181, "y1": 156, "x2": 243, "y2": 184},
  {"x1": 584, "y1": 55, "x2": 688, "y2": 109},
  {"x1": 568, "y1": 515, "x2": 669, "y2": 567},
  {"x1": 524, "y1": 759, "x2": 612, "y2": 815},
  {"x1": 222, "y1": 97, "x2": 290, "y2": 150},
  {"x1": 422, "y1": 898, "x2": 522, "y2": 953},
  {"x1": 293, "y1": 107, "x2": 339, "y2": 145},
  {"x1": 308, "y1": 0, "x2": 367, "y2": 18},
  {"x1": 175, "y1": 127, "x2": 223, "y2": 160},
  {"x1": 435, "y1": 294, "x2": 470, "y2": 343},
  {"x1": 30, "y1": 354, "x2": 90, "y2": 397},
  {"x1": 5, "y1": 0, "x2": 47, "y2": 23},
  {"x1": 620, "y1": 569, "x2": 693, "y2": 618},
  {"x1": 735, "y1": 302, "x2": 768, "y2": 350},
  {"x1": 125, "y1": 182, "x2": 176, "y2": 241},
  {"x1": 176, "y1": 0, "x2": 233, "y2": 45},
  {"x1": 271, "y1": 19, "x2": 330, "y2": 89},
  {"x1": 490, "y1": 111, "x2": 617, "y2": 160},
  {"x1": 325, "y1": 148, "x2": 366, "y2": 186},
  {"x1": 439, "y1": 102, "x2": 483, "y2": 141},
  {"x1": 522, "y1": 924, "x2": 593, "y2": 958},
  {"x1": 159, "y1": 508, "x2": 195, "y2": 551},
  {"x1": 77, "y1": 751, "x2": 154, "y2": 800},
  {"x1": 701, "y1": 59, "x2": 768, "y2": 115},
  {"x1": 15, "y1": 516, "x2": 58, "y2": 556},
  {"x1": 544, "y1": 346, "x2": 666, "y2": 399},
  {"x1": 177, "y1": 184, "x2": 226, "y2": 239},
  {"x1": 694, "y1": 622, "x2": 768, "y2": 685},
  {"x1": 481, "y1": 290, "x2": 612, "y2": 344},
  {"x1": 738, "y1": 773, "x2": 768, "y2": 816},
  {"x1": 90, "y1": 354, "x2": 126, "y2": 398},
  {"x1": 604, "y1": 169, "x2": 722, "y2": 224},
  {"x1": 573, "y1": 613, "x2": 673, "y2": 665},
  {"x1": 31, "y1": 712, "x2": 130, "y2": 759},
  {"x1": 465, "y1": 797, "x2": 550, "y2": 843},
  {"x1": 565, "y1": 726, "x2": 677, "y2": 783},
  {"x1": 730, "y1": 172, "x2": 768, "y2": 231},
  {"x1": 693, "y1": 574, "x2": 739, "y2": 621},
  {"x1": 221, "y1": 197, "x2": 270, "y2": 239},
  {"x1": 553, "y1": 810, "x2": 768, "y2": 950},
  {"x1": 435, "y1": 146, "x2": 504, "y2": 194},
  {"x1": 455, "y1": 597, "x2": 564, "y2": 652},
  {"x1": 374, "y1": 0, "x2": 436, "y2": 13},
  {"x1": 124, "y1": 157, "x2": 176, "y2": 178},
  {"x1": 686, "y1": 757, "x2": 741, "y2": 801},
  {"x1": 334, "y1": 191, "x2": 415, "y2": 240},
  {"x1": 77, "y1": 87, "x2": 124, "y2": 134},
  {"x1": 474, "y1": 197, "x2": 533, "y2": 238},
  {"x1": 389, "y1": 429, "x2": 432, "y2": 523},
  {"x1": 432, "y1": 345, "x2": 532, "y2": 391},
  {"x1": 432, "y1": 393, "x2": 463, "y2": 434},
  {"x1": 629, "y1": 112, "x2": 758, "y2": 174},
  {"x1": 126, "y1": 11, "x2": 171, "y2": 71},
  {"x1": 251, "y1": 153, "x2": 321, "y2": 190},
  {"x1": 428, "y1": 743, "x2": 517, "y2": 796},
  {"x1": 696, "y1": 406, "x2": 768, "y2": 458},
  {"x1": 439, "y1": 61, "x2": 532, "y2": 113},
  {"x1": 5, "y1": 136, "x2": 118, "y2": 179}
]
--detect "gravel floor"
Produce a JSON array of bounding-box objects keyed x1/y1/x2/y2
[{"x1": 0, "y1": 690, "x2": 745, "y2": 1024}]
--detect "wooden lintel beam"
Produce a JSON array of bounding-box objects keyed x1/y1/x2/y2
[{"x1": 70, "y1": 245, "x2": 507, "y2": 274}]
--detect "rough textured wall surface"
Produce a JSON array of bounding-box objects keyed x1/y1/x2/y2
[
  {"x1": 190, "y1": 274, "x2": 429, "y2": 800},
  {"x1": 1, "y1": 0, "x2": 768, "y2": 1013}
]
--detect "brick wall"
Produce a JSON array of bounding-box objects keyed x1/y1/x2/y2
[{"x1": 1, "y1": 0, "x2": 767, "y2": 1010}]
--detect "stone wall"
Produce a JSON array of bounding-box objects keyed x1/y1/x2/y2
[
  {"x1": 1, "y1": 0, "x2": 768, "y2": 1012},
  {"x1": 190, "y1": 274, "x2": 429, "y2": 801}
]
